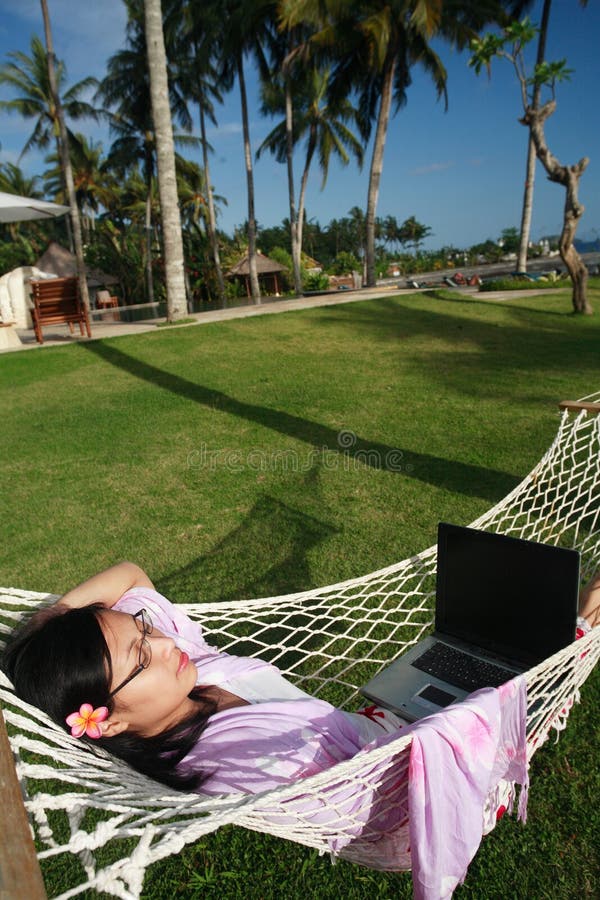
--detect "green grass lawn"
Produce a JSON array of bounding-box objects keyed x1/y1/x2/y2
[{"x1": 1, "y1": 285, "x2": 598, "y2": 898}]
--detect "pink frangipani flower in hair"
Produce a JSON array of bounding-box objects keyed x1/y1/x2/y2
[{"x1": 66, "y1": 703, "x2": 108, "y2": 739}]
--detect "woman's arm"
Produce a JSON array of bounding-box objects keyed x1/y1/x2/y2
[
  {"x1": 579, "y1": 571, "x2": 600, "y2": 627},
  {"x1": 57, "y1": 562, "x2": 155, "y2": 610}
]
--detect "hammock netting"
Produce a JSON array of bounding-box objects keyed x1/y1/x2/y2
[{"x1": 1, "y1": 395, "x2": 599, "y2": 900}]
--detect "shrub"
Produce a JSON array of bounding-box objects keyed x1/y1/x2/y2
[
  {"x1": 479, "y1": 277, "x2": 565, "y2": 292},
  {"x1": 85, "y1": 222, "x2": 151, "y2": 304},
  {"x1": 225, "y1": 278, "x2": 246, "y2": 301},
  {"x1": 330, "y1": 251, "x2": 361, "y2": 276},
  {"x1": 303, "y1": 271, "x2": 330, "y2": 291},
  {"x1": 267, "y1": 246, "x2": 293, "y2": 292},
  {"x1": 0, "y1": 236, "x2": 36, "y2": 274}
]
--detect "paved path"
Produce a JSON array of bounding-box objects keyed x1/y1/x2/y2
[{"x1": 1, "y1": 283, "x2": 561, "y2": 354}]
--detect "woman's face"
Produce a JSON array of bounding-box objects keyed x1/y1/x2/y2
[{"x1": 99, "y1": 608, "x2": 198, "y2": 737}]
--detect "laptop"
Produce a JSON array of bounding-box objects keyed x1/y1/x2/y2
[{"x1": 361, "y1": 523, "x2": 580, "y2": 721}]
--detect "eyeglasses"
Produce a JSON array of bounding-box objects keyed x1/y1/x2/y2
[{"x1": 109, "y1": 609, "x2": 153, "y2": 697}]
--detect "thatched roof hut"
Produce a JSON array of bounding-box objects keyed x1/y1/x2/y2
[
  {"x1": 227, "y1": 251, "x2": 286, "y2": 297},
  {"x1": 301, "y1": 253, "x2": 322, "y2": 273},
  {"x1": 35, "y1": 241, "x2": 117, "y2": 287}
]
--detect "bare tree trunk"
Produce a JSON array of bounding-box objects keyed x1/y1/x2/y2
[
  {"x1": 237, "y1": 54, "x2": 261, "y2": 304},
  {"x1": 517, "y1": 0, "x2": 552, "y2": 271},
  {"x1": 284, "y1": 75, "x2": 302, "y2": 295},
  {"x1": 199, "y1": 101, "x2": 226, "y2": 308},
  {"x1": 144, "y1": 0, "x2": 187, "y2": 321},
  {"x1": 522, "y1": 99, "x2": 591, "y2": 314},
  {"x1": 40, "y1": 0, "x2": 90, "y2": 313},
  {"x1": 365, "y1": 52, "x2": 396, "y2": 287}
]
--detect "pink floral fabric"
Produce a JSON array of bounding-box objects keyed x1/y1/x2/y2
[{"x1": 405, "y1": 679, "x2": 528, "y2": 899}]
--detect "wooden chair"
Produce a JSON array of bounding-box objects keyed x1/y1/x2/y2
[
  {"x1": 95, "y1": 289, "x2": 120, "y2": 320},
  {"x1": 29, "y1": 277, "x2": 92, "y2": 344}
]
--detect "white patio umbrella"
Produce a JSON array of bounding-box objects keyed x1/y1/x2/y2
[{"x1": 0, "y1": 190, "x2": 70, "y2": 223}]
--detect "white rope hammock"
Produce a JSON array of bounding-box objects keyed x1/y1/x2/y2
[{"x1": 1, "y1": 394, "x2": 599, "y2": 900}]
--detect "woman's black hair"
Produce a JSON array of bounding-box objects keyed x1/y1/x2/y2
[{"x1": 1, "y1": 605, "x2": 216, "y2": 791}]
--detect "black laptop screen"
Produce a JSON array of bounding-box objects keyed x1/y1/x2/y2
[{"x1": 435, "y1": 524, "x2": 580, "y2": 668}]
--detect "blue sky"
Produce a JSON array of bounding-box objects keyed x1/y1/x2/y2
[{"x1": 0, "y1": 0, "x2": 598, "y2": 251}]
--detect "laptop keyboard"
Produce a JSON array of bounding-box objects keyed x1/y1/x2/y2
[{"x1": 412, "y1": 642, "x2": 516, "y2": 691}]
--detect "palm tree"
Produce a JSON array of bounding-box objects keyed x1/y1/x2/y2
[
  {"x1": 382, "y1": 214, "x2": 401, "y2": 254},
  {"x1": 97, "y1": 13, "x2": 157, "y2": 302},
  {"x1": 43, "y1": 134, "x2": 117, "y2": 241},
  {"x1": 0, "y1": 36, "x2": 99, "y2": 160},
  {"x1": 0, "y1": 31, "x2": 100, "y2": 307},
  {"x1": 256, "y1": 18, "x2": 311, "y2": 296},
  {"x1": 195, "y1": 88, "x2": 228, "y2": 307},
  {"x1": 102, "y1": 118, "x2": 157, "y2": 301},
  {"x1": 512, "y1": 0, "x2": 550, "y2": 271},
  {"x1": 39, "y1": 0, "x2": 92, "y2": 311},
  {"x1": 0, "y1": 163, "x2": 43, "y2": 240},
  {"x1": 283, "y1": 1, "x2": 510, "y2": 287},
  {"x1": 117, "y1": 166, "x2": 160, "y2": 225},
  {"x1": 174, "y1": 1, "x2": 229, "y2": 307},
  {"x1": 0, "y1": 162, "x2": 43, "y2": 198},
  {"x1": 143, "y1": 0, "x2": 187, "y2": 321},
  {"x1": 325, "y1": 215, "x2": 358, "y2": 259},
  {"x1": 176, "y1": 156, "x2": 226, "y2": 232},
  {"x1": 348, "y1": 205, "x2": 367, "y2": 271},
  {"x1": 399, "y1": 215, "x2": 433, "y2": 255},
  {"x1": 97, "y1": 0, "x2": 194, "y2": 305},
  {"x1": 258, "y1": 65, "x2": 364, "y2": 290},
  {"x1": 215, "y1": 0, "x2": 275, "y2": 304}
]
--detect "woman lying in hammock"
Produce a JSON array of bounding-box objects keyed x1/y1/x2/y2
[
  {"x1": 2, "y1": 561, "x2": 408, "y2": 794},
  {"x1": 2, "y1": 561, "x2": 598, "y2": 796}
]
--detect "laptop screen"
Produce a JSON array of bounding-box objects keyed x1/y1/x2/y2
[{"x1": 435, "y1": 523, "x2": 580, "y2": 668}]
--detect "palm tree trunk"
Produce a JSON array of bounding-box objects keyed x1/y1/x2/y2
[
  {"x1": 144, "y1": 0, "x2": 187, "y2": 321},
  {"x1": 81, "y1": 205, "x2": 91, "y2": 244},
  {"x1": 297, "y1": 127, "x2": 317, "y2": 268},
  {"x1": 199, "y1": 100, "x2": 227, "y2": 308},
  {"x1": 284, "y1": 75, "x2": 302, "y2": 295},
  {"x1": 145, "y1": 185, "x2": 155, "y2": 304},
  {"x1": 517, "y1": 136, "x2": 536, "y2": 271},
  {"x1": 237, "y1": 53, "x2": 261, "y2": 304},
  {"x1": 53, "y1": 133, "x2": 74, "y2": 252},
  {"x1": 517, "y1": 0, "x2": 552, "y2": 271},
  {"x1": 40, "y1": 0, "x2": 91, "y2": 313},
  {"x1": 365, "y1": 52, "x2": 396, "y2": 287}
]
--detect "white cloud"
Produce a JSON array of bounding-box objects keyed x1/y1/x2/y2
[
  {"x1": 411, "y1": 161, "x2": 455, "y2": 176},
  {"x1": 206, "y1": 122, "x2": 243, "y2": 139}
]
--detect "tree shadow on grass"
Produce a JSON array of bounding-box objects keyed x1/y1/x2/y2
[
  {"x1": 83, "y1": 340, "x2": 518, "y2": 502},
  {"x1": 312, "y1": 295, "x2": 576, "y2": 346},
  {"x1": 156, "y1": 492, "x2": 344, "y2": 672},
  {"x1": 435, "y1": 290, "x2": 573, "y2": 318},
  {"x1": 157, "y1": 493, "x2": 337, "y2": 605},
  {"x1": 310, "y1": 297, "x2": 599, "y2": 403}
]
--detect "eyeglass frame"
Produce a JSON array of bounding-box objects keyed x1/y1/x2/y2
[{"x1": 109, "y1": 608, "x2": 153, "y2": 697}]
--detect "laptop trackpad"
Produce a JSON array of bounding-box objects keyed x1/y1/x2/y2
[{"x1": 414, "y1": 683, "x2": 458, "y2": 711}]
